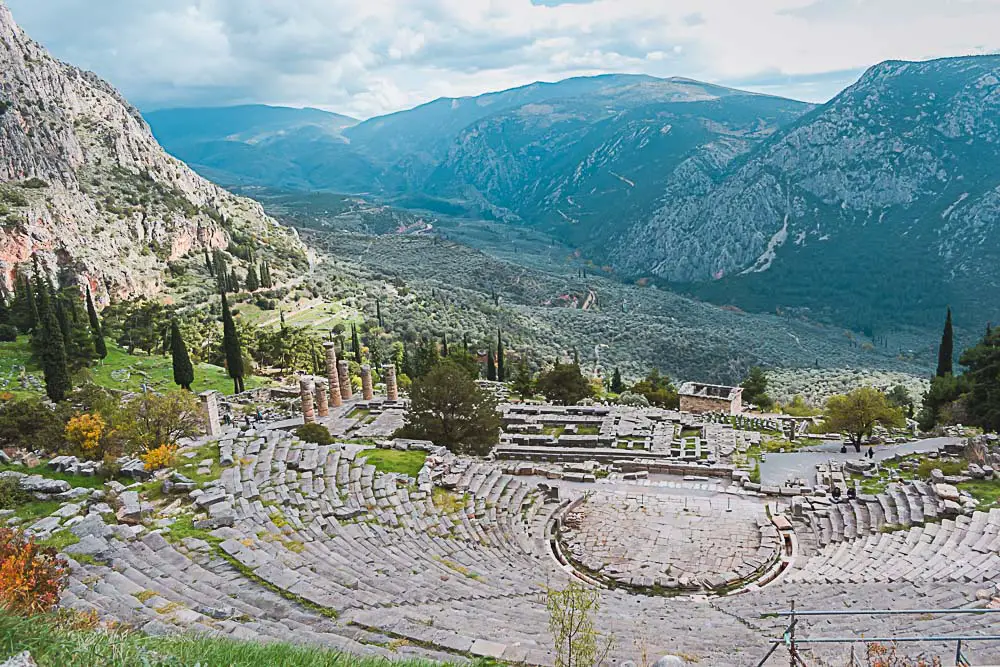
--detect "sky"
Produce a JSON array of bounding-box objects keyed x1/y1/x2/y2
[{"x1": 6, "y1": 0, "x2": 999, "y2": 119}]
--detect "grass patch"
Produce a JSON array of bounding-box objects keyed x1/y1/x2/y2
[
  {"x1": 0, "y1": 611, "x2": 443, "y2": 667},
  {"x1": 680, "y1": 428, "x2": 701, "y2": 439},
  {"x1": 957, "y1": 480, "x2": 1000, "y2": 509},
  {"x1": 12, "y1": 499, "x2": 62, "y2": 523},
  {"x1": 432, "y1": 488, "x2": 466, "y2": 515},
  {"x1": 38, "y1": 529, "x2": 80, "y2": 552},
  {"x1": 359, "y1": 449, "x2": 427, "y2": 477},
  {"x1": 541, "y1": 425, "x2": 566, "y2": 438},
  {"x1": 0, "y1": 337, "x2": 271, "y2": 398},
  {"x1": 161, "y1": 513, "x2": 222, "y2": 548},
  {"x1": 89, "y1": 344, "x2": 270, "y2": 396},
  {"x1": 575, "y1": 425, "x2": 599, "y2": 436},
  {"x1": 0, "y1": 463, "x2": 109, "y2": 490},
  {"x1": 178, "y1": 441, "x2": 222, "y2": 487},
  {"x1": 347, "y1": 408, "x2": 371, "y2": 421}
]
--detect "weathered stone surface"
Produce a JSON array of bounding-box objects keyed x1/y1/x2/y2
[{"x1": 0, "y1": 651, "x2": 37, "y2": 667}]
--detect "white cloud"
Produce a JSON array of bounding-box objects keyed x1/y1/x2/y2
[{"x1": 5, "y1": 0, "x2": 999, "y2": 118}]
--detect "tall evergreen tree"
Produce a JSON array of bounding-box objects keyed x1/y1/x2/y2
[
  {"x1": 936, "y1": 307, "x2": 954, "y2": 377},
  {"x1": 33, "y1": 278, "x2": 70, "y2": 402},
  {"x1": 0, "y1": 292, "x2": 9, "y2": 327},
  {"x1": 376, "y1": 299, "x2": 384, "y2": 328},
  {"x1": 441, "y1": 333, "x2": 449, "y2": 358},
  {"x1": 496, "y1": 330, "x2": 505, "y2": 382},
  {"x1": 311, "y1": 344, "x2": 321, "y2": 375},
  {"x1": 229, "y1": 268, "x2": 240, "y2": 294},
  {"x1": 11, "y1": 274, "x2": 35, "y2": 333},
  {"x1": 245, "y1": 265, "x2": 260, "y2": 292},
  {"x1": 486, "y1": 348, "x2": 497, "y2": 381},
  {"x1": 85, "y1": 286, "x2": 107, "y2": 360},
  {"x1": 24, "y1": 273, "x2": 39, "y2": 332},
  {"x1": 462, "y1": 332, "x2": 469, "y2": 354},
  {"x1": 214, "y1": 251, "x2": 229, "y2": 295},
  {"x1": 573, "y1": 348, "x2": 580, "y2": 366},
  {"x1": 221, "y1": 292, "x2": 245, "y2": 393},
  {"x1": 352, "y1": 323, "x2": 363, "y2": 363},
  {"x1": 170, "y1": 320, "x2": 194, "y2": 391},
  {"x1": 610, "y1": 368, "x2": 624, "y2": 394},
  {"x1": 204, "y1": 248, "x2": 214, "y2": 276}
]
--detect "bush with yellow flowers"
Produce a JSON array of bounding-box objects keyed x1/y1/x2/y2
[{"x1": 140, "y1": 443, "x2": 177, "y2": 471}]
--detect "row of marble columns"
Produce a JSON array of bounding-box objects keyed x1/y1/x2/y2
[{"x1": 299, "y1": 344, "x2": 400, "y2": 423}]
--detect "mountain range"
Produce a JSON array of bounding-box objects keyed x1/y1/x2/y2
[
  {"x1": 0, "y1": 2, "x2": 304, "y2": 302},
  {"x1": 146, "y1": 58, "x2": 1000, "y2": 334}
]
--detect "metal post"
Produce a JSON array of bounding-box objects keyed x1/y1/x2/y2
[{"x1": 789, "y1": 600, "x2": 796, "y2": 667}]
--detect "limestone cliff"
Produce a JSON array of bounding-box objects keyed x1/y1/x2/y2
[
  {"x1": 0, "y1": 2, "x2": 304, "y2": 302},
  {"x1": 612, "y1": 56, "x2": 1000, "y2": 327}
]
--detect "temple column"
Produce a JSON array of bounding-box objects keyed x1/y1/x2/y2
[
  {"x1": 338, "y1": 360, "x2": 353, "y2": 400},
  {"x1": 315, "y1": 378, "x2": 330, "y2": 417},
  {"x1": 383, "y1": 364, "x2": 398, "y2": 402},
  {"x1": 299, "y1": 377, "x2": 316, "y2": 423},
  {"x1": 324, "y1": 342, "x2": 342, "y2": 407},
  {"x1": 361, "y1": 365, "x2": 374, "y2": 401}
]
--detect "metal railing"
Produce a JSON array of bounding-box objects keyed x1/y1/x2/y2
[{"x1": 756, "y1": 602, "x2": 1000, "y2": 666}]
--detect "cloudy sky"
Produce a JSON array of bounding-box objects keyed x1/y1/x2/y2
[{"x1": 6, "y1": 0, "x2": 999, "y2": 119}]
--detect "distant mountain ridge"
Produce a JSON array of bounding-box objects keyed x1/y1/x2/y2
[
  {"x1": 615, "y1": 55, "x2": 1000, "y2": 330},
  {"x1": 144, "y1": 56, "x2": 1000, "y2": 333},
  {"x1": 146, "y1": 75, "x2": 813, "y2": 249}
]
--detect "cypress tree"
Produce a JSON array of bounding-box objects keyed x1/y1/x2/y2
[
  {"x1": 25, "y1": 273, "x2": 39, "y2": 331},
  {"x1": 204, "y1": 248, "x2": 214, "y2": 276},
  {"x1": 229, "y1": 268, "x2": 240, "y2": 294},
  {"x1": 85, "y1": 286, "x2": 107, "y2": 360},
  {"x1": 214, "y1": 252, "x2": 228, "y2": 295},
  {"x1": 34, "y1": 278, "x2": 70, "y2": 402},
  {"x1": 441, "y1": 333, "x2": 449, "y2": 358},
  {"x1": 611, "y1": 368, "x2": 624, "y2": 394},
  {"x1": 221, "y1": 292, "x2": 245, "y2": 394},
  {"x1": 936, "y1": 307, "x2": 954, "y2": 377},
  {"x1": 311, "y1": 344, "x2": 321, "y2": 375},
  {"x1": 487, "y1": 348, "x2": 497, "y2": 381},
  {"x1": 462, "y1": 333, "x2": 469, "y2": 354},
  {"x1": 496, "y1": 330, "x2": 505, "y2": 382},
  {"x1": 352, "y1": 323, "x2": 362, "y2": 363},
  {"x1": 573, "y1": 348, "x2": 580, "y2": 366},
  {"x1": 246, "y1": 265, "x2": 260, "y2": 292},
  {"x1": 170, "y1": 320, "x2": 194, "y2": 391},
  {"x1": 262, "y1": 261, "x2": 272, "y2": 288},
  {"x1": 0, "y1": 292, "x2": 9, "y2": 327},
  {"x1": 376, "y1": 299, "x2": 384, "y2": 328}
]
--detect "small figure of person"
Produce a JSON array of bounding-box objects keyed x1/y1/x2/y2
[
  {"x1": 847, "y1": 486, "x2": 856, "y2": 500},
  {"x1": 256, "y1": 407, "x2": 263, "y2": 423},
  {"x1": 244, "y1": 415, "x2": 252, "y2": 429},
  {"x1": 832, "y1": 485, "x2": 842, "y2": 501},
  {"x1": 840, "y1": 444, "x2": 848, "y2": 454},
  {"x1": 867, "y1": 446, "x2": 875, "y2": 460},
  {"x1": 223, "y1": 413, "x2": 232, "y2": 426}
]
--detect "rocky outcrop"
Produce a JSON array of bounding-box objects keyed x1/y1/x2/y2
[
  {"x1": 0, "y1": 2, "x2": 304, "y2": 302},
  {"x1": 613, "y1": 55, "x2": 1000, "y2": 327}
]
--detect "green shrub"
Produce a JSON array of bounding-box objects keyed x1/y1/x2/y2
[
  {"x1": 20, "y1": 178, "x2": 48, "y2": 189},
  {"x1": 0, "y1": 325, "x2": 17, "y2": 342},
  {"x1": 0, "y1": 477, "x2": 29, "y2": 510},
  {"x1": 295, "y1": 423, "x2": 332, "y2": 445}
]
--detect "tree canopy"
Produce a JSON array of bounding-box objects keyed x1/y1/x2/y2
[
  {"x1": 536, "y1": 362, "x2": 593, "y2": 405},
  {"x1": 823, "y1": 387, "x2": 905, "y2": 451},
  {"x1": 629, "y1": 369, "x2": 678, "y2": 409},
  {"x1": 396, "y1": 361, "x2": 501, "y2": 455},
  {"x1": 740, "y1": 366, "x2": 773, "y2": 409}
]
